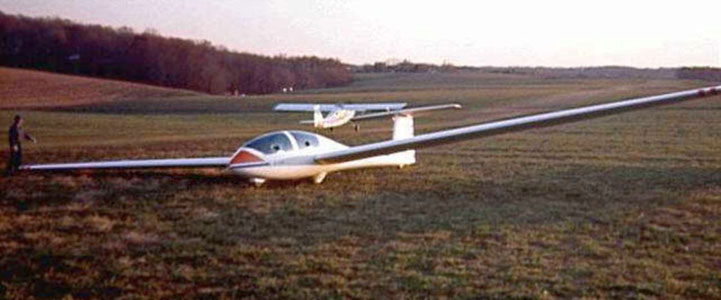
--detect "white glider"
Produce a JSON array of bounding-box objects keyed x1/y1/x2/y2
[
  {"x1": 21, "y1": 85, "x2": 721, "y2": 186},
  {"x1": 274, "y1": 102, "x2": 461, "y2": 130}
]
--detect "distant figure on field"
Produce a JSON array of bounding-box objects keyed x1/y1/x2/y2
[{"x1": 5, "y1": 115, "x2": 36, "y2": 176}]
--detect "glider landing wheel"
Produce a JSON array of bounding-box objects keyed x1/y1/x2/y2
[
  {"x1": 313, "y1": 172, "x2": 328, "y2": 184},
  {"x1": 249, "y1": 178, "x2": 266, "y2": 187}
]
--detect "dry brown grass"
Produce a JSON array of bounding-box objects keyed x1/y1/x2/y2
[{"x1": 0, "y1": 67, "x2": 197, "y2": 108}]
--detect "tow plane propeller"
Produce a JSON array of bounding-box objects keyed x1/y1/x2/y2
[{"x1": 21, "y1": 85, "x2": 721, "y2": 187}]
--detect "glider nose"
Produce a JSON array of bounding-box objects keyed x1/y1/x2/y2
[{"x1": 228, "y1": 148, "x2": 267, "y2": 169}]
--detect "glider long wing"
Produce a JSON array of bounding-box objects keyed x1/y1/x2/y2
[
  {"x1": 350, "y1": 103, "x2": 462, "y2": 121},
  {"x1": 274, "y1": 102, "x2": 406, "y2": 112},
  {"x1": 315, "y1": 86, "x2": 721, "y2": 164},
  {"x1": 21, "y1": 157, "x2": 230, "y2": 171}
]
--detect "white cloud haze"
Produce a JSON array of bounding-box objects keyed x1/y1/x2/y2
[{"x1": 1, "y1": 0, "x2": 719, "y2": 67}]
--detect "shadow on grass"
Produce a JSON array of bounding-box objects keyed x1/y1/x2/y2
[
  {"x1": 0, "y1": 250, "x2": 123, "y2": 299},
  {"x1": 1, "y1": 157, "x2": 719, "y2": 299},
  {"x1": 5, "y1": 163, "x2": 720, "y2": 236},
  {"x1": 169, "y1": 163, "x2": 721, "y2": 247}
]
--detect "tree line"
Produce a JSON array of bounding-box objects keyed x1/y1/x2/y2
[
  {"x1": 354, "y1": 59, "x2": 721, "y2": 83},
  {"x1": 676, "y1": 67, "x2": 721, "y2": 82},
  {"x1": 352, "y1": 60, "x2": 458, "y2": 73},
  {"x1": 0, "y1": 11, "x2": 352, "y2": 94}
]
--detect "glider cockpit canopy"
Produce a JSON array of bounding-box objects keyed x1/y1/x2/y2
[
  {"x1": 241, "y1": 130, "x2": 340, "y2": 155},
  {"x1": 242, "y1": 132, "x2": 293, "y2": 154}
]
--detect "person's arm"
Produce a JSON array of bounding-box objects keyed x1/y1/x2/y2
[{"x1": 23, "y1": 131, "x2": 36, "y2": 143}]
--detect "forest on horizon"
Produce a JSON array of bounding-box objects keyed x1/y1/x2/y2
[{"x1": 0, "y1": 11, "x2": 353, "y2": 95}]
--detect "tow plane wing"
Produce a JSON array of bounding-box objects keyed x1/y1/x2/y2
[
  {"x1": 274, "y1": 103, "x2": 407, "y2": 112},
  {"x1": 350, "y1": 103, "x2": 462, "y2": 121}
]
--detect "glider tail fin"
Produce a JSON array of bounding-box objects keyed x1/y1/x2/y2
[
  {"x1": 393, "y1": 115, "x2": 414, "y2": 140},
  {"x1": 392, "y1": 115, "x2": 416, "y2": 166}
]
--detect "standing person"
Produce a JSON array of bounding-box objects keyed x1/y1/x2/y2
[{"x1": 5, "y1": 115, "x2": 36, "y2": 176}]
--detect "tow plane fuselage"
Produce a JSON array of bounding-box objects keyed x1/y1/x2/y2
[{"x1": 312, "y1": 106, "x2": 357, "y2": 129}]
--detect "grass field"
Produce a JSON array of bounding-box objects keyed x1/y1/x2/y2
[
  {"x1": 0, "y1": 67, "x2": 198, "y2": 109},
  {"x1": 1, "y1": 68, "x2": 720, "y2": 298}
]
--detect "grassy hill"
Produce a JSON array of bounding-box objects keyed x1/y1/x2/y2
[
  {"x1": 0, "y1": 67, "x2": 198, "y2": 108},
  {"x1": 1, "y1": 72, "x2": 720, "y2": 298}
]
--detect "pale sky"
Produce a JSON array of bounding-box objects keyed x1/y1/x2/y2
[{"x1": 2, "y1": 0, "x2": 720, "y2": 67}]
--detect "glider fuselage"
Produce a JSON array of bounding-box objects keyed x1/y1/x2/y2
[{"x1": 226, "y1": 129, "x2": 415, "y2": 185}]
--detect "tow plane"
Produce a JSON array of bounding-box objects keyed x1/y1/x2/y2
[
  {"x1": 273, "y1": 102, "x2": 461, "y2": 131},
  {"x1": 21, "y1": 85, "x2": 721, "y2": 187}
]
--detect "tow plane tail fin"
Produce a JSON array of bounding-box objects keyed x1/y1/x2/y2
[{"x1": 313, "y1": 104, "x2": 323, "y2": 128}]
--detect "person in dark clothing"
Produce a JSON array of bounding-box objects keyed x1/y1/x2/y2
[{"x1": 5, "y1": 115, "x2": 36, "y2": 176}]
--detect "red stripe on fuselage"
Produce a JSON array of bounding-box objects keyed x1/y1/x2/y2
[{"x1": 230, "y1": 150, "x2": 264, "y2": 165}]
